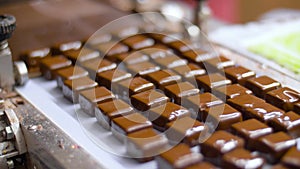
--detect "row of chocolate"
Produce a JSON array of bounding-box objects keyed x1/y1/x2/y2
[{"x1": 20, "y1": 27, "x2": 300, "y2": 169}]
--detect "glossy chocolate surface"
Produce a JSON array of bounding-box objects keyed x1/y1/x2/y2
[
  {"x1": 215, "y1": 84, "x2": 253, "y2": 100},
  {"x1": 64, "y1": 76, "x2": 98, "y2": 91},
  {"x1": 227, "y1": 94, "x2": 265, "y2": 114},
  {"x1": 164, "y1": 82, "x2": 200, "y2": 104},
  {"x1": 94, "y1": 41, "x2": 129, "y2": 57},
  {"x1": 63, "y1": 48, "x2": 100, "y2": 64},
  {"x1": 81, "y1": 58, "x2": 117, "y2": 77},
  {"x1": 116, "y1": 77, "x2": 154, "y2": 97},
  {"x1": 203, "y1": 56, "x2": 235, "y2": 73},
  {"x1": 131, "y1": 90, "x2": 169, "y2": 111},
  {"x1": 145, "y1": 69, "x2": 181, "y2": 90},
  {"x1": 96, "y1": 69, "x2": 132, "y2": 89},
  {"x1": 196, "y1": 73, "x2": 232, "y2": 92},
  {"x1": 182, "y1": 49, "x2": 218, "y2": 64},
  {"x1": 127, "y1": 61, "x2": 160, "y2": 76},
  {"x1": 224, "y1": 66, "x2": 256, "y2": 85},
  {"x1": 122, "y1": 35, "x2": 155, "y2": 50},
  {"x1": 141, "y1": 44, "x2": 172, "y2": 59},
  {"x1": 21, "y1": 47, "x2": 51, "y2": 67},
  {"x1": 115, "y1": 51, "x2": 149, "y2": 65},
  {"x1": 80, "y1": 86, "x2": 115, "y2": 104},
  {"x1": 172, "y1": 63, "x2": 206, "y2": 81},
  {"x1": 56, "y1": 66, "x2": 89, "y2": 88},
  {"x1": 266, "y1": 87, "x2": 300, "y2": 111},
  {"x1": 40, "y1": 55, "x2": 72, "y2": 80},
  {"x1": 245, "y1": 102, "x2": 284, "y2": 123},
  {"x1": 52, "y1": 40, "x2": 82, "y2": 55},
  {"x1": 245, "y1": 76, "x2": 281, "y2": 99},
  {"x1": 167, "y1": 39, "x2": 200, "y2": 52},
  {"x1": 154, "y1": 55, "x2": 188, "y2": 69},
  {"x1": 282, "y1": 147, "x2": 300, "y2": 168}
]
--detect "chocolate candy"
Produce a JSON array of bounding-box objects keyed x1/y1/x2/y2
[
  {"x1": 281, "y1": 147, "x2": 300, "y2": 169},
  {"x1": 181, "y1": 49, "x2": 218, "y2": 65},
  {"x1": 63, "y1": 48, "x2": 100, "y2": 64},
  {"x1": 127, "y1": 61, "x2": 160, "y2": 76},
  {"x1": 203, "y1": 104, "x2": 242, "y2": 130},
  {"x1": 51, "y1": 40, "x2": 82, "y2": 55},
  {"x1": 111, "y1": 112, "x2": 152, "y2": 142},
  {"x1": 150, "y1": 32, "x2": 183, "y2": 44},
  {"x1": 154, "y1": 55, "x2": 188, "y2": 69},
  {"x1": 40, "y1": 55, "x2": 72, "y2": 80},
  {"x1": 268, "y1": 111, "x2": 300, "y2": 139},
  {"x1": 245, "y1": 76, "x2": 281, "y2": 99},
  {"x1": 167, "y1": 39, "x2": 200, "y2": 52},
  {"x1": 86, "y1": 33, "x2": 112, "y2": 46},
  {"x1": 156, "y1": 144, "x2": 203, "y2": 169},
  {"x1": 172, "y1": 63, "x2": 206, "y2": 82},
  {"x1": 81, "y1": 58, "x2": 117, "y2": 78},
  {"x1": 266, "y1": 87, "x2": 300, "y2": 111},
  {"x1": 79, "y1": 86, "x2": 115, "y2": 116},
  {"x1": 21, "y1": 47, "x2": 51, "y2": 68},
  {"x1": 95, "y1": 99, "x2": 133, "y2": 130},
  {"x1": 202, "y1": 56, "x2": 235, "y2": 73},
  {"x1": 183, "y1": 162, "x2": 217, "y2": 169},
  {"x1": 222, "y1": 148, "x2": 264, "y2": 169},
  {"x1": 131, "y1": 90, "x2": 169, "y2": 111},
  {"x1": 122, "y1": 35, "x2": 155, "y2": 50},
  {"x1": 96, "y1": 69, "x2": 132, "y2": 90},
  {"x1": 231, "y1": 119, "x2": 273, "y2": 150},
  {"x1": 164, "y1": 81, "x2": 199, "y2": 104},
  {"x1": 115, "y1": 51, "x2": 149, "y2": 65},
  {"x1": 62, "y1": 76, "x2": 98, "y2": 103},
  {"x1": 215, "y1": 84, "x2": 253, "y2": 101},
  {"x1": 294, "y1": 102, "x2": 300, "y2": 115},
  {"x1": 148, "y1": 102, "x2": 190, "y2": 131},
  {"x1": 184, "y1": 93, "x2": 223, "y2": 118},
  {"x1": 256, "y1": 132, "x2": 296, "y2": 163},
  {"x1": 165, "y1": 117, "x2": 207, "y2": 146},
  {"x1": 126, "y1": 128, "x2": 168, "y2": 162},
  {"x1": 145, "y1": 69, "x2": 181, "y2": 91},
  {"x1": 200, "y1": 130, "x2": 244, "y2": 162},
  {"x1": 224, "y1": 66, "x2": 256, "y2": 85},
  {"x1": 227, "y1": 94, "x2": 265, "y2": 115},
  {"x1": 196, "y1": 73, "x2": 232, "y2": 92},
  {"x1": 141, "y1": 44, "x2": 172, "y2": 59},
  {"x1": 56, "y1": 66, "x2": 89, "y2": 88},
  {"x1": 93, "y1": 41, "x2": 129, "y2": 58}
]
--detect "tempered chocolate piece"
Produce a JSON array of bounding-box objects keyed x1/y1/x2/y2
[
  {"x1": 40, "y1": 55, "x2": 72, "y2": 80},
  {"x1": 56, "y1": 66, "x2": 89, "y2": 88},
  {"x1": 196, "y1": 73, "x2": 232, "y2": 92},
  {"x1": 244, "y1": 102, "x2": 284, "y2": 123},
  {"x1": 154, "y1": 55, "x2": 188, "y2": 69},
  {"x1": 256, "y1": 132, "x2": 296, "y2": 163},
  {"x1": 245, "y1": 76, "x2": 281, "y2": 99},
  {"x1": 86, "y1": 33, "x2": 112, "y2": 46},
  {"x1": 96, "y1": 69, "x2": 132, "y2": 89},
  {"x1": 127, "y1": 61, "x2": 160, "y2": 76},
  {"x1": 131, "y1": 90, "x2": 169, "y2": 111},
  {"x1": 222, "y1": 148, "x2": 264, "y2": 169},
  {"x1": 52, "y1": 40, "x2": 82, "y2": 55},
  {"x1": 62, "y1": 76, "x2": 98, "y2": 103},
  {"x1": 224, "y1": 66, "x2": 256, "y2": 85},
  {"x1": 93, "y1": 41, "x2": 129, "y2": 58},
  {"x1": 184, "y1": 162, "x2": 217, "y2": 169},
  {"x1": 294, "y1": 102, "x2": 300, "y2": 115},
  {"x1": 141, "y1": 44, "x2": 172, "y2": 59},
  {"x1": 156, "y1": 144, "x2": 203, "y2": 169},
  {"x1": 268, "y1": 111, "x2": 300, "y2": 139},
  {"x1": 182, "y1": 49, "x2": 218, "y2": 64},
  {"x1": 112, "y1": 26, "x2": 140, "y2": 39},
  {"x1": 231, "y1": 119, "x2": 273, "y2": 150},
  {"x1": 184, "y1": 93, "x2": 223, "y2": 118},
  {"x1": 281, "y1": 147, "x2": 300, "y2": 169},
  {"x1": 145, "y1": 69, "x2": 181, "y2": 91},
  {"x1": 111, "y1": 112, "x2": 152, "y2": 142},
  {"x1": 172, "y1": 63, "x2": 206, "y2": 82},
  {"x1": 21, "y1": 47, "x2": 51, "y2": 67},
  {"x1": 165, "y1": 117, "x2": 207, "y2": 147},
  {"x1": 126, "y1": 128, "x2": 168, "y2": 162},
  {"x1": 148, "y1": 102, "x2": 190, "y2": 131},
  {"x1": 164, "y1": 82, "x2": 200, "y2": 104},
  {"x1": 122, "y1": 35, "x2": 155, "y2": 50},
  {"x1": 227, "y1": 94, "x2": 265, "y2": 115},
  {"x1": 81, "y1": 58, "x2": 117, "y2": 77},
  {"x1": 200, "y1": 131, "x2": 244, "y2": 160},
  {"x1": 167, "y1": 39, "x2": 200, "y2": 52},
  {"x1": 150, "y1": 32, "x2": 183, "y2": 43},
  {"x1": 115, "y1": 51, "x2": 149, "y2": 65},
  {"x1": 79, "y1": 86, "x2": 115, "y2": 116},
  {"x1": 203, "y1": 104, "x2": 242, "y2": 130},
  {"x1": 215, "y1": 84, "x2": 253, "y2": 100},
  {"x1": 95, "y1": 99, "x2": 133, "y2": 130},
  {"x1": 63, "y1": 48, "x2": 100, "y2": 64},
  {"x1": 202, "y1": 56, "x2": 235, "y2": 73},
  {"x1": 266, "y1": 87, "x2": 300, "y2": 111}
]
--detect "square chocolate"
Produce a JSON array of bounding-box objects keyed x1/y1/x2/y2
[
  {"x1": 202, "y1": 56, "x2": 235, "y2": 73},
  {"x1": 122, "y1": 35, "x2": 155, "y2": 50},
  {"x1": 167, "y1": 39, "x2": 200, "y2": 52},
  {"x1": 81, "y1": 58, "x2": 117, "y2": 78},
  {"x1": 115, "y1": 51, "x2": 149, "y2": 65},
  {"x1": 85, "y1": 33, "x2": 112, "y2": 46},
  {"x1": 164, "y1": 81, "x2": 200, "y2": 104},
  {"x1": 182, "y1": 49, "x2": 218, "y2": 65},
  {"x1": 268, "y1": 111, "x2": 300, "y2": 139},
  {"x1": 40, "y1": 55, "x2": 72, "y2": 80},
  {"x1": 245, "y1": 76, "x2": 281, "y2": 99},
  {"x1": 63, "y1": 48, "x2": 100, "y2": 64},
  {"x1": 131, "y1": 90, "x2": 169, "y2": 111},
  {"x1": 126, "y1": 128, "x2": 168, "y2": 162},
  {"x1": 62, "y1": 76, "x2": 98, "y2": 103},
  {"x1": 145, "y1": 69, "x2": 181, "y2": 91},
  {"x1": 111, "y1": 112, "x2": 152, "y2": 142},
  {"x1": 21, "y1": 47, "x2": 51, "y2": 67},
  {"x1": 281, "y1": 147, "x2": 300, "y2": 169},
  {"x1": 51, "y1": 40, "x2": 82, "y2": 55},
  {"x1": 222, "y1": 148, "x2": 264, "y2": 169},
  {"x1": 148, "y1": 102, "x2": 190, "y2": 131},
  {"x1": 141, "y1": 44, "x2": 172, "y2": 59},
  {"x1": 231, "y1": 119, "x2": 273, "y2": 150},
  {"x1": 156, "y1": 144, "x2": 203, "y2": 169},
  {"x1": 79, "y1": 86, "x2": 115, "y2": 116},
  {"x1": 227, "y1": 94, "x2": 265, "y2": 114},
  {"x1": 256, "y1": 132, "x2": 296, "y2": 163},
  {"x1": 266, "y1": 87, "x2": 300, "y2": 111},
  {"x1": 56, "y1": 66, "x2": 89, "y2": 88},
  {"x1": 172, "y1": 63, "x2": 206, "y2": 82},
  {"x1": 95, "y1": 99, "x2": 134, "y2": 130},
  {"x1": 150, "y1": 32, "x2": 183, "y2": 43},
  {"x1": 215, "y1": 84, "x2": 253, "y2": 101},
  {"x1": 96, "y1": 69, "x2": 132, "y2": 90},
  {"x1": 196, "y1": 73, "x2": 232, "y2": 92},
  {"x1": 224, "y1": 66, "x2": 256, "y2": 85},
  {"x1": 93, "y1": 41, "x2": 129, "y2": 58},
  {"x1": 127, "y1": 61, "x2": 160, "y2": 76},
  {"x1": 203, "y1": 104, "x2": 242, "y2": 130},
  {"x1": 165, "y1": 117, "x2": 207, "y2": 147},
  {"x1": 153, "y1": 55, "x2": 188, "y2": 69}
]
